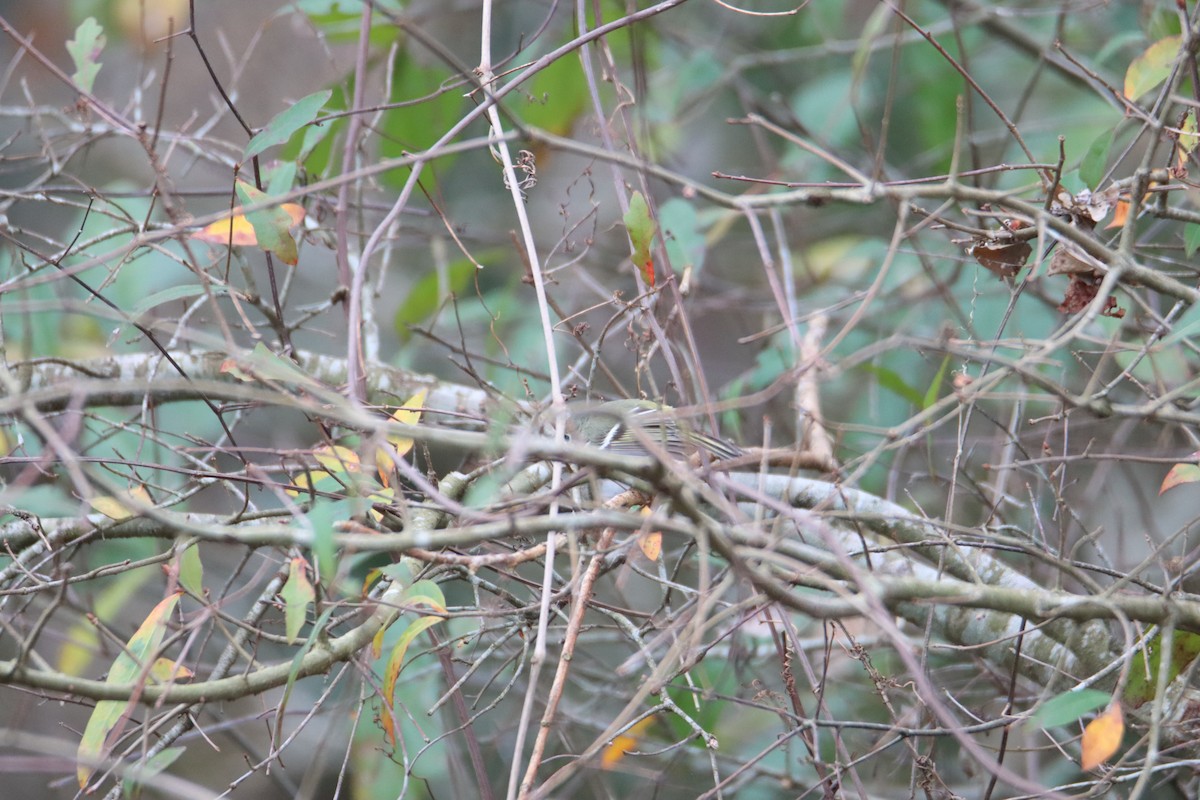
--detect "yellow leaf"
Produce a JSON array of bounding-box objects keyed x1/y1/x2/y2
[
  {"x1": 363, "y1": 568, "x2": 385, "y2": 601},
  {"x1": 58, "y1": 568, "x2": 151, "y2": 676},
  {"x1": 58, "y1": 625, "x2": 99, "y2": 678},
  {"x1": 191, "y1": 203, "x2": 305, "y2": 246},
  {"x1": 114, "y1": 0, "x2": 186, "y2": 44},
  {"x1": 374, "y1": 446, "x2": 396, "y2": 487},
  {"x1": 366, "y1": 486, "x2": 393, "y2": 522},
  {"x1": 148, "y1": 657, "x2": 193, "y2": 682},
  {"x1": 286, "y1": 469, "x2": 332, "y2": 497},
  {"x1": 386, "y1": 390, "x2": 427, "y2": 457},
  {"x1": 314, "y1": 445, "x2": 362, "y2": 474},
  {"x1": 280, "y1": 557, "x2": 315, "y2": 644},
  {"x1": 1179, "y1": 110, "x2": 1198, "y2": 169},
  {"x1": 192, "y1": 213, "x2": 258, "y2": 246},
  {"x1": 1124, "y1": 36, "x2": 1182, "y2": 100},
  {"x1": 1081, "y1": 703, "x2": 1124, "y2": 771},
  {"x1": 371, "y1": 622, "x2": 387, "y2": 661},
  {"x1": 89, "y1": 496, "x2": 132, "y2": 520},
  {"x1": 88, "y1": 485, "x2": 152, "y2": 520}
]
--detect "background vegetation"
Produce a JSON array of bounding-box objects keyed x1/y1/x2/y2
[{"x1": 3, "y1": 0, "x2": 1200, "y2": 797}]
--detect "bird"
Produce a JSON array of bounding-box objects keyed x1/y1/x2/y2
[{"x1": 567, "y1": 399, "x2": 741, "y2": 461}]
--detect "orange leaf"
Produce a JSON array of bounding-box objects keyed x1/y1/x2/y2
[
  {"x1": 192, "y1": 213, "x2": 258, "y2": 246},
  {"x1": 601, "y1": 717, "x2": 655, "y2": 770},
  {"x1": 1105, "y1": 198, "x2": 1130, "y2": 229},
  {"x1": 637, "y1": 531, "x2": 662, "y2": 561},
  {"x1": 1081, "y1": 703, "x2": 1124, "y2": 771},
  {"x1": 640, "y1": 257, "x2": 656, "y2": 288},
  {"x1": 1104, "y1": 185, "x2": 1159, "y2": 230},
  {"x1": 217, "y1": 357, "x2": 255, "y2": 381}
]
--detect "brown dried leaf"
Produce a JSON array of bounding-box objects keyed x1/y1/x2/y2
[
  {"x1": 1057, "y1": 273, "x2": 1124, "y2": 317},
  {"x1": 969, "y1": 237, "x2": 1031, "y2": 279},
  {"x1": 1047, "y1": 247, "x2": 1095, "y2": 276}
]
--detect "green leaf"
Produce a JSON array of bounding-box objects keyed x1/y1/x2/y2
[
  {"x1": 379, "y1": 59, "x2": 466, "y2": 185},
  {"x1": 267, "y1": 161, "x2": 298, "y2": 197},
  {"x1": 299, "y1": 0, "x2": 401, "y2": 45},
  {"x1": 850, "y1": 4, "x2": 891, "y2": 85},
  {"x1": 463, "y1": 472, "x2": 503, "y2": 509},
  {"x1": 306, "y1": 499, "x2": 341, "y2": 587},
  {"x1": 283, "y1": 84, "x2": 346, "y2": 176},
  {"x1": 121, "y1": 746, "x2": 185, "y2": 798},
  {"x1": 1184, "y1": 224, "x2": 1200, "y2": 258},
  {"x1": 275, "y1": 607, "x2": 335, "y2": 745},
  {"x1": 130, "y1": 284, "x2": 213, "y2": 320},
  {"x1": 244, "y1": 90, "x2": 332, "y2": 161},
  {"x1": 178, "y1": 543, "x2": 203, "y2": 597},
  {"x1": 66, "y1": 18, "x2": 105, "y2": 93},
  {"x1": 922, "y1": 355, "x2": 951, "y2": 410},
  {"x1": 624, "y1": 191, "x2": 657, "y2": 285},
  {"x1": 245, "y1": 341, "x2": 322, "y2": 389},
  {"x1": 393, "y1": 258, "x2": 478, "y2": 341},
  {"x1": 1027, "y1": 689, "x2": 1110, "y2": 729},
  {"x1": 378, "y1": 558, "x2": 418, "y2": 586},
  {"x1": 77, "y1": 593, "x2": 182, "y2": 788},
  {"x1": 234, "y1": 181, "x2": 299, "y2": 265},
  {"x1": 625, "y1": 191, "x2": 655, "y2": 263},
  {"x1": 1124, "y1": 630, "x2": 1200, "y2": 705},
  {"x1": 859, "y1": 364, "x2": 923, "y2": 406},
  {"x1": 299, "y1": 118, "x2": 336, "y2": 167},
  {"x1": 663, "y1": 658, "x2": 737, "y2": 731},
  {"x1": 401, "y1": 579, "x2": 447, "y2": 612},
  {"x1": 1080, "y1": 130, "x2": 1114, "y2": 189},
  {"x1": 380, "y1": 615, "x2": 444, "y2": 745},
  {"x1": 520, "y1": 49, "x2": 587, "y2": 134},
  {"x1": 659, "y1": 198, "x2": 706, "y2": 276}
]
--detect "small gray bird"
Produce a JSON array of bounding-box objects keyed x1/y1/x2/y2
[{"x1": 569, "y1": 399, "x2": 741, "y2": 461}]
